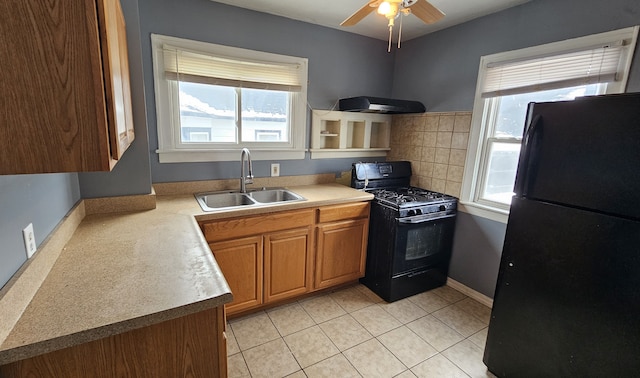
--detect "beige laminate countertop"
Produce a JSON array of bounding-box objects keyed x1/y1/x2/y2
[{"x1": 0, "y1": 183, "x2": 372, "y2": 365}]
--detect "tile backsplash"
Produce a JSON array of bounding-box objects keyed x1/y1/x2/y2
[{"x1": 388, "y1": 112, "x2": 471, "y2": 198}]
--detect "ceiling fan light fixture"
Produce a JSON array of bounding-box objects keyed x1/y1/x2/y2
[
  {"x1": 340, "y1": 0, "x2": 445, "y2": 52},
  {"x1": 377, "y1": 1, "x2": 391, "y2": 16}
]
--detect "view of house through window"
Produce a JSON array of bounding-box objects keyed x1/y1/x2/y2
[
  {"x1": 480, "y1": 84, "x2": 602, "y2": 204},
  {"x1": 178, "y1": 82, "x2": 290, "y2": 144}
]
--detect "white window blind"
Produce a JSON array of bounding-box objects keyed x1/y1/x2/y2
[
  {"x1": 163, "y1": 45, "x2": 303, "y2": 92},
  {"x1": 481, "y1": 41, "x2": 627, "y2": 98}
]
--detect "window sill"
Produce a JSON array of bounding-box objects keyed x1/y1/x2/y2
[
  {"x1": 156, "y1": 149, "x2": 306, "y2": 163},
  {"x1": 458, "y1": 201, "x2": 509, "y2": 224}
]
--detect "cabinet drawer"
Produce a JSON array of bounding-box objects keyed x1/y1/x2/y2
[
  {"x1": 201, "y1": 208, "x2": 315, "y2": 243},
  {"x1": 317, "y1": 202, "x2": 370, "y2": 223}
]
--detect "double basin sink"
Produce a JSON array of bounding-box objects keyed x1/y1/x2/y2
[{"x1": 195, "y1": 187, "x2": 305, "y2": 212}]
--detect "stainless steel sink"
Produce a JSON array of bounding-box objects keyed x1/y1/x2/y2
[
  {"x1": 195, "y1": 192, "x2": 257, "y2": 211},
  {"x1": 195, "y1": 188, "x2": 305, "y2": 212},
  {"x1": 248, "y1": 188, "x2": 305, "y2": 203}
]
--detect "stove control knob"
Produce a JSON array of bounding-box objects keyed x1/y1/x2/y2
[
  {"x1": 439, "y1": 205, "x2": 447, "y2": 212},
  {"x1": 415, "y1": 209, "x2": 422, "y2": 215},
  {"x1": 408, "y1": 210, "x2": 416, "y2": 216}
]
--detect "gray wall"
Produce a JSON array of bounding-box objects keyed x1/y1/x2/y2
[
  {"x1": 392, "y1": 0, "x2": 640, "y2": 297},
  {"x1": 0, "y1": 174, "x2": 80, "y2": 288},
  {"x1": 137, "y1": 0, "x2": 397, "y2": 183},
  {"x1": 449, "y1": 213, "x2": 506, "y2": 298}
]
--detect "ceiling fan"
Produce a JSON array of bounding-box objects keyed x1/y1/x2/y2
[{"x1": 341, "y1": 0, "x2": 445, "y2": 51}]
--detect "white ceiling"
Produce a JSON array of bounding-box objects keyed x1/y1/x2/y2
[{"x1": 209, "y1": 0, "x2": 531, "y2": 41}]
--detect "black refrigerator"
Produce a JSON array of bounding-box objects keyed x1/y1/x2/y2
[{"x1": 483, "y1": 93, "x2": 640, "y2": 377}]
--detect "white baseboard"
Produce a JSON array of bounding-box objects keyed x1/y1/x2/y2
[{"x1": 446, "y1": 278, "x2": 494, "y2": 308}]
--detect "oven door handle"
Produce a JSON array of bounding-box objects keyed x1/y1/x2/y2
[
  {"x1": 408, "y1": 270, "x2": 429, "y2": 278},
  {"x1": 397, "y1": 212, "x2": 456, "y2": 224}
]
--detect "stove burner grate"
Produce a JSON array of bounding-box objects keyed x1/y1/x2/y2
[{"x1": 370, "y1": 186, "x2": 453, "y2": 207}]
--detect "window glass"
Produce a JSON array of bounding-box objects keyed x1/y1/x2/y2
[
  {"x1": 493, "y1": 85, "x2": 601, "y2": 139},
  {"x1": 178, "y1": 84, "x2": 290, "y2": 144},
  {"x1": 480, "y1": 84, "x2": 602, "y2": 205},
  {"x1": 179, "y1": 82, "x2": 235, "y2": 143},
  {"x1": 482, "y1": 142, "x2": 521, "y2": 204},
  {"x1": 240, "y1": 88, "x2": 289, "y2": 142}
]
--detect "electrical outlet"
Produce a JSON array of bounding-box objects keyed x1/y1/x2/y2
[
  {"x1": 271, "y1": 163, "x2": 280, "y2": 177},
  {"x1": 23, "y1": 223, "x2": 37, "y2": 258}
]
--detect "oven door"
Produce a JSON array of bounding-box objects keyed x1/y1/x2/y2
[{"x1": 392, "y1": 213, "x2": 456, "y2": 276}]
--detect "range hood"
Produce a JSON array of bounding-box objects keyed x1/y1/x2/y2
[{"x1": 338, "y1": 96, "x2": 426, "y2": 114}]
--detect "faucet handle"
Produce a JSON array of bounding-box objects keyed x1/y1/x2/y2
[{"x1": 245, "y1": 175, "x2": 254, "y2": 184}]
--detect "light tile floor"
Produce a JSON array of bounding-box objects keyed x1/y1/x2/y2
[{"x1": 226, "y1": 284, "x2": 496, "y2": 378}]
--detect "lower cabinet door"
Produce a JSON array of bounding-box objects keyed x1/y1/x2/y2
[
  {"x1": 315, "y1": 219, "x2": 368, "y2": 289},
  {"x1": 264, "y1": 227, "x2": 312, "y2": 303},
  {"x1": 210, "y1": 236, "x2": 263, "y2": 315}
]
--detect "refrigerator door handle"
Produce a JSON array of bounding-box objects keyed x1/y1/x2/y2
[{"x1": 515, "y1": 113, "x2": 543, "y2": 196}]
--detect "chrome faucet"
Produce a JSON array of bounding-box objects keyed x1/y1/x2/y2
[{"x1": 240, "y1": 148, "x2": 254, "y2": 193}]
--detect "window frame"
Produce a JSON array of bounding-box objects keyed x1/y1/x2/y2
[
  {"x1": 475, "y1": 96, "x2": 526, "y2": 208},
  {"x1": 461, "y1": 26, "x2": 639, "y2": 223},
  {"x1": 151, "y1": 34, "x2": 308, "y2": 162}
]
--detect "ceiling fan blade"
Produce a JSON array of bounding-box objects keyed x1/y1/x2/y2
[
  {"x1": 407, "y1": 0, "x2": 445, "y2": 24},
  {"x1": 340, "y1": 1, "x2": 378, "y2": 26}
]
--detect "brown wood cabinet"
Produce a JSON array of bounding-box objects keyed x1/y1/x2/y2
[
  {"x1": 210, "y1": 236, "x2": 264, "y2": 314},
  {"x1": 200, "y1": 202, "x2": 370, "y2": 316},
  {"x1": 0, "y1": 0, "x2": 134, "y2": 174},
  {"x1": 201, "y1": 209, "x2": 315, "y2": 316},
  {"x1": 0, "y1": 307, "x2": 227, "y2": 378},
  {"x1": 315, "y1": 203, "x2": 370, "y2": 289},
  {"x1": 264, "y1": 227, "x2": 313, "y2": 303},
  {"x1": 99, "y1": 0, "x2": 135, "y2": 161}
]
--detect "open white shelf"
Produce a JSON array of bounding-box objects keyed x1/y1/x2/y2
[{"x1": 310, "y1": 110, "x2": 391, "y2": 159}]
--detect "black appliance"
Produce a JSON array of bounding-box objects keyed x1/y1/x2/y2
[
  {"x1": 338, "y1": 96, "x2": 426, "y2": 114},
  {"x1": 483, "y1": 93, "x2": 640, "y2": 376},
  {"x1": 351, "y1": 161, "x2": 458, "y2": 302}
]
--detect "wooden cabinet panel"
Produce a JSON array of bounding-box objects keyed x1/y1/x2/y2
[
  {"x1": 210, "y1": 236, "x2": 263, "y2": 315},
  {"x1": 264, "y1": 228, "x2": 313, "y2": 303},
  {"x1": 97, "y1": 0, "x2": 135, "y2": 161},
  {"x1": 217, "y1": 307, "x2": 228, "y2": 377},
  {"x1": 317, "y1": 202, "x2": 370, "y2": 223},
  {"x1": 201, "y1": 209, "x2": 315, "y2": 243},
  {"x1": 315, "y1": 219, "x2": 369, "y2": 289},
  {"x1": 0, "y1": 307, "x2": 226, "y2": 377},
  {"x1": 0, "y1": 0, "x2": 134, "y2": 174}
]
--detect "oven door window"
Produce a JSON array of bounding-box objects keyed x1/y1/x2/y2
[
  {"x1": 392, "y1": 217, "x2": 455, "y2": 275},
  {"x1": 406, "y1": 228, "x2": 433, "y2": 260}
]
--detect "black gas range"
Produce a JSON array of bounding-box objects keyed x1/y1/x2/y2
[{"x1": 351, "y1": 161, "x2": 458, "y2": 302}]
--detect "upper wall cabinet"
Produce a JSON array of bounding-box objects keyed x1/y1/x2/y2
[
  {"x1": 0, "y1": 0, "x2": 134, "y2": 175},
  {"x1": 310, "y1": 110, "x2": 390, "y2": 159}
]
